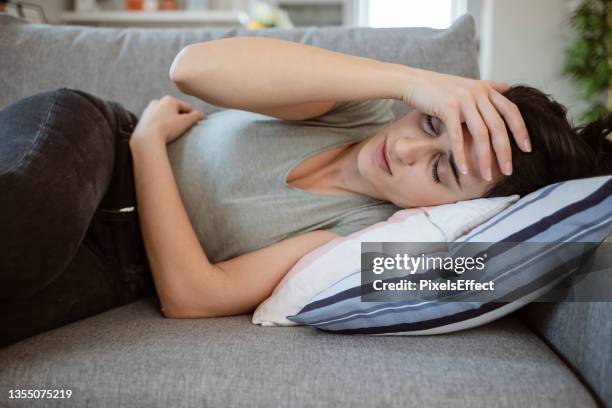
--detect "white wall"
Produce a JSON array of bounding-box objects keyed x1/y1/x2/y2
[
  {"x1": 25, "y1": 0, "x2": 68, "y2": 24},
  {"x1": 478, "y1": 0, "x2": 582, "y2": 121},
  {"x1": 466, "y1": 0, "x2": 483, "y2": 36}
]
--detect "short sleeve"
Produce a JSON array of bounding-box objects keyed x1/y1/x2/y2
[{"x1": 296, "y1": 98, "x2": 396, "y2": 128}]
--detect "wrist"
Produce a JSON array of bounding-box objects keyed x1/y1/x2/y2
[
  {"x1": 129, "y1": 131, "x2": 166, "y2": 155},
  {"x1": 383, "y1": 63, "x2": 421, "y2": 101},
  {"x1": 384, "y1": 62, "x2": 419, "y2": 101}
]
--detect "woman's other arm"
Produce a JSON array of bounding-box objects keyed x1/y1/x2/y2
[{"x1": 130, "y1": 96, "x2": 339, "y2": 318}]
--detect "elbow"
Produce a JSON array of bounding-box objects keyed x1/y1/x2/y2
[
  {"x1": 160, "y1": 300, "x2": 215, "y2": 319},
  {"x1": 169, "y1": 46, "x2": 191, "y2": 92},
  {"x1": 160, "y1": 300, "x2": 185, "y2": 319},
  {"x1": 169, "y1": 44, "x2": 200, "y2": 94},
  {"x1": 161, "y1": 303, "x2": 186, "y2": 319}
]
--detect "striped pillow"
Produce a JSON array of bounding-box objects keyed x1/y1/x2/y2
[
  {"x1": 253, "y1": 196, "x2": 517, "y2": 326},
  {"x1": 288, "y1": 176, "x2": 612, "y2": 335}
]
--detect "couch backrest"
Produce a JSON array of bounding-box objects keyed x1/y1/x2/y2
[{"x1": 0, "y1": 14, "x2": 478, "y2": 117}]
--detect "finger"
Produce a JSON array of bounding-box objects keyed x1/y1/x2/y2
[
  {"x1": 175, "y1": 99, "x2": 195, "y2": 113},
  {"x1": 461, "y1": 100, "x2": 492, "y2": 181},
  {"x1": 439, "y1": 104, "x2": 468, "y2": 176},
  {"x1": 171, "y1": 111, "x2": 202, "y2": 137},
  {"x1": 476, "y1": 97, "x2": 513, "y2": 176},
  {"x1": 484, "y1": 80, "x2": 511, "y2": 93},
  {"x1": 181, "y1": 110, "x2": 204, "y2": 126},
  {"x1": 489, "y1": 90, "x2": 531, "y2": 152},
  {"x1": 162, "y1": 95, "x2": 194, "y2": 113}
]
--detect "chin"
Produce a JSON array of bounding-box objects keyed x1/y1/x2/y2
[
  {"x1": 389, "y1": 196, "x2": 412, "y2": 209},
  {"x1": 356, "y1": 146, "x2": 373, "y2": 179}
]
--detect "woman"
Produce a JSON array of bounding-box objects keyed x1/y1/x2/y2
[
  {"x1": 1, "y1": 38, "x2": 610, "y2": 345},
  {"x1": 141, "y1": 37, "x2": 610, "y2": 318}
]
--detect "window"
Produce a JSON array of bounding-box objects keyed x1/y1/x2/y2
[{"x1": 359, "y1": 0, "x2": 467, "y2": 29}]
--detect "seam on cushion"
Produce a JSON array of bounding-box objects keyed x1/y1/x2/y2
[{"x1": 1, "y1": 91, "x2": 58, "y2": 177}]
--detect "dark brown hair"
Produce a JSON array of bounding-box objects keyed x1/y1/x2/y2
[{"x1": 485, "y1": 85, "x2": 612, "y2": 197}]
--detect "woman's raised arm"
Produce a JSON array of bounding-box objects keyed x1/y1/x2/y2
[
  {"x1": 168, "y1": 36, "x2": 531, "y2": 181},
  {"x1": 168, "y1": 37, "x2": 405, "y2": 113}
]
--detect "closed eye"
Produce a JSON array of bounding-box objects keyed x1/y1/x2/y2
[
  {"x1": 425, "y1": 114, "x2": 437, "y2": 135},
  {"x1": 431, "y1": 154, "x2": 442, "y2": 183},
  {"x1": 426, "y1": 115, "x2": 442, "y2": 183}
]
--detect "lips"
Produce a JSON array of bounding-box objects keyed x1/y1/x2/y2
[
  {"x1": 376, "y1": 136, "x2": 392, "y2": 175},
  {"x1": 384, "y1": 138, "x2": 392, "y2": 175}
]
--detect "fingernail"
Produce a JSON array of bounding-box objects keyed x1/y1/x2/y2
[
  {"x1": 459, "y1": 163, "x2": 469, "y2": 175},
  {"x1": 523, "y1": 139, "x2": 532, "y2": 152},
  {"x1": 484, "y1": 167, "x2": 492, "y2": 181},
  {"x1": 503, "y1": 161, "x2": 513, "y2": 176}
]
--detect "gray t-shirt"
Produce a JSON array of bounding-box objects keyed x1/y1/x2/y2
[{"x1": 166, "y1": 98, "x2": 402, "y2": 263}]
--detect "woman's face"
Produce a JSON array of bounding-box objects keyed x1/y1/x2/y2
[{"x1": 358, "y1": 110, "x2": 504, "y2": 208}]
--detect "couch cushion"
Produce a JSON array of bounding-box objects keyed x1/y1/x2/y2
[
  {"x1": 0, "y1": 14, "x2": 479, "y2": 118},
  {"x1": 521, "y1": 237, "x2": 612, "y2": 407},
  {"x1": 0, "y1": 298, "x2": 595, "y2": 407}
]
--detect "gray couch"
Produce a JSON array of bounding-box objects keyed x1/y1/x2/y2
[{"x1": 0, "y1": 14, "x2": 610, "y2": 407}]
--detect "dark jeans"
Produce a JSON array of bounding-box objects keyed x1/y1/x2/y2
[{"x1": 0, "y1": 88, "x2": 156, "y2": 347}]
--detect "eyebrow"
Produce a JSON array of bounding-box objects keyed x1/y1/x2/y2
[{"x1": 447, "y1": 151, "x2": 462, "y2": 189}]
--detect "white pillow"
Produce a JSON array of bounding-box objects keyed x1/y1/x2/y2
[{"x1": 252, "y1": 195, "x2": 518, "y2": 326}]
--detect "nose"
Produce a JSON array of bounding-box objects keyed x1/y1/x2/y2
[{"x1": 393, "y1": 135, "x2": 438, "y2": 166}]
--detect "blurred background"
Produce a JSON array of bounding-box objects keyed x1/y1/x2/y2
[{"x1": 1, "y1": 0, "x2": 609, "y2": 123}]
